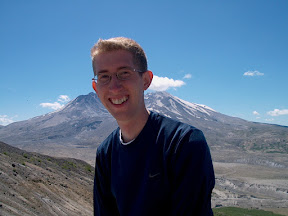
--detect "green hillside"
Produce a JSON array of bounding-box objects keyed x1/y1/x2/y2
[{"x1": 213, "y1": 207, "x2": 285, "y2": 216}]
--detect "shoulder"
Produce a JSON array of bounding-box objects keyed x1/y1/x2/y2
[
  {"x1": 148, "y1": 112, "x2": 209, "y2": 157},
  {"x1": 96, "y1": 128, "x2": 119, "y2": 158},
  {"x1": 149, "y1": 112, "x2": 213, "y2": 172},
  {"x1": 150, "y1": 111, "x2": 205, "y2": 142}
]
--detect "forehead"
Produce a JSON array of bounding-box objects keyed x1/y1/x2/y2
[{"x1": 93, "y1": 50, "x2": 135, "y2": 73}]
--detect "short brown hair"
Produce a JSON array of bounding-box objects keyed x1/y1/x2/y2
[{"x1": 91, "y1": 37, "x2": 148, "y2": 72}]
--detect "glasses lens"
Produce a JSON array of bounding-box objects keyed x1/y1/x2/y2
[
  {"x1": 117, "y1": 69, "x2": 133, "y2": 80},
  {"x1": 97, "y1": 74, "x2": 110, "y2": 85}
]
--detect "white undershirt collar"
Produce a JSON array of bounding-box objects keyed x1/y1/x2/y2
[{"x1": 119, "y1": 129, "x2": 136, "y2": 145}]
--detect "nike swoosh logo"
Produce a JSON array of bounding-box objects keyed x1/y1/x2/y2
[{"x1": 149, "y1": 173, "x2": 160, "y2": 178}]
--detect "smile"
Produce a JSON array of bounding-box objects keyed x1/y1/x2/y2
[{"x1": 110, "y1": 96, "x2": 128, "y2": 105}]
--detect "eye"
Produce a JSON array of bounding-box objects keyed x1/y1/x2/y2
[
  {"x1": 118, "y1": 70, "x2": 132, "y2": 80},
  {"x1": 98, "y1": 74, "x2": 110, "y2": 82}
]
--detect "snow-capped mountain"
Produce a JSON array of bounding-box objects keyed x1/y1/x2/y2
[
  {"x1": 146, "y1": 91, "x2": 216, "y2": 120},
  {"x1": 0, "y1": 91, "x2": 287, "y2": 165},
  {"x1": 145, "y1": 91, "x2": 246, "y2": 126}
]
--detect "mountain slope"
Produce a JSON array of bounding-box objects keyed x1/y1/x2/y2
[
  {"x1": 145, "y1": 92, "x2": 288, "y2": 154},
  {"x1": 0, "y1": 93, "x2": 117, "y2": 165},
  {"x1": 0, "y1": 141, "x2": 94, "y2": 216},
  {"x1": 0, "y1": 91, "x2": 287, "y2": 165}
]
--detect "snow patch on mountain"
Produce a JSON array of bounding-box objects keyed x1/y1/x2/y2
[
  {"x1": 145, "y1": 91, "x2": 217, "y2": 121},
  {"x1": 175, "y1": 96, "x2": 216, "y2": 115},
  {"x1": 167, "y1": 99, "x2": 181, "y2": 116},
  {"x1": 155, "y1": 99, "x2": 164, "y2": 107}
]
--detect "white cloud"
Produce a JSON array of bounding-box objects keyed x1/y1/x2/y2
[
  {"x1": 267, "y1": 109, "x2": 288, "y2": 117},
  {"x1": 40, "y1": 95, "x2": 71, "y2": 110},
  {"x1": 243, "y1": 70, "x2": 264, "y2": 77},
  {"x1": 0, "y1": 115, "x2": 15, "y2": 126},
  {"x1": 183, "y1": 74, "x2": 192, "y2": 79},
  {"x1": 40, "y1": 102, "x2": 64, "y2": 110},
  {"x1": 58, "y1": 95, "x2": 70, "y2": 103},
  {"x1": 149, "y1": 75, "x2": 185, "y2": 91},
  {"x1": 253, "y1": 111, "x2": 260, "y2": 116}
]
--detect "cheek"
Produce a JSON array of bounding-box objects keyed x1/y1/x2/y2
[{"x1": 95, "y1": 90, "x2": 106, "y2": 103}]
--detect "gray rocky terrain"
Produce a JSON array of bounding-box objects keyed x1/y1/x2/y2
[{"x1": 0, "y1": 141, "x2": 94, "y2": 216}]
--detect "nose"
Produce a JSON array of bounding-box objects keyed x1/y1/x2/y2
[{"x1": 108, "y1": 74, "x2": 122, "y2": 91}]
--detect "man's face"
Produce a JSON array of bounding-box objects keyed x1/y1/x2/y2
[{"x1": 92, "y1": 50, "x2": 152, "y2": 122}]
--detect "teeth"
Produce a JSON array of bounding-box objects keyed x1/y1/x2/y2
[{"x1": 111, "y1": 96, "x2": 128, "y2": 105}]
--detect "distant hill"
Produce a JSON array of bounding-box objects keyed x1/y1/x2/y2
[
  {"x1": 213, "y1": 206, "x2": 286, "y2": 216},
  {"x1": 0, "y1": 141, "x2": 94, "y2": 216}
]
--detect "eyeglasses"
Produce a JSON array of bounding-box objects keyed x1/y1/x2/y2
[{"x1": 92, "y1": 68, "x2": 144, "y2": 85}]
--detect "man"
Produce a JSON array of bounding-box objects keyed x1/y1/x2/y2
[{"x1": 91, "y1": 37, "x2": 215, "y2": 216}]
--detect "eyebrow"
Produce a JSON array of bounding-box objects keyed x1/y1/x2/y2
[{"x1": 97, "y1": 66, "x2": 133, "y2": 74}]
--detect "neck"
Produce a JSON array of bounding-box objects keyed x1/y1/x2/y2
[{"x1": 117, "y1": 109, "x2": 150, "y2": 143}]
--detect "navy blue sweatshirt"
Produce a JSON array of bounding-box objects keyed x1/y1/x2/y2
[{"x1": 94, "y1": 112, "x2": 215, "y2": 216}]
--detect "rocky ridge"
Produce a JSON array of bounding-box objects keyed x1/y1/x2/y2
[{"x1": 0, "y1": 141, "x2": 94, "y2": 216}]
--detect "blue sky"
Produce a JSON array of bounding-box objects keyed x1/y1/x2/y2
[{"x1": 1, "y1": 0, "x2": 288, "y2": 126}]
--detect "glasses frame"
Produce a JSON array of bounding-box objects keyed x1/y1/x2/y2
[{"x1": 92, "y1": 68, "x2": 144, "y2": 85}]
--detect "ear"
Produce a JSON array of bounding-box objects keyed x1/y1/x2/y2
[
  {"x1": 92, "y1": 79, "x2": 98, "y2": 94},
  {"x1": 143, "y1": 70, "x2": 153, "y2": 90}
]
